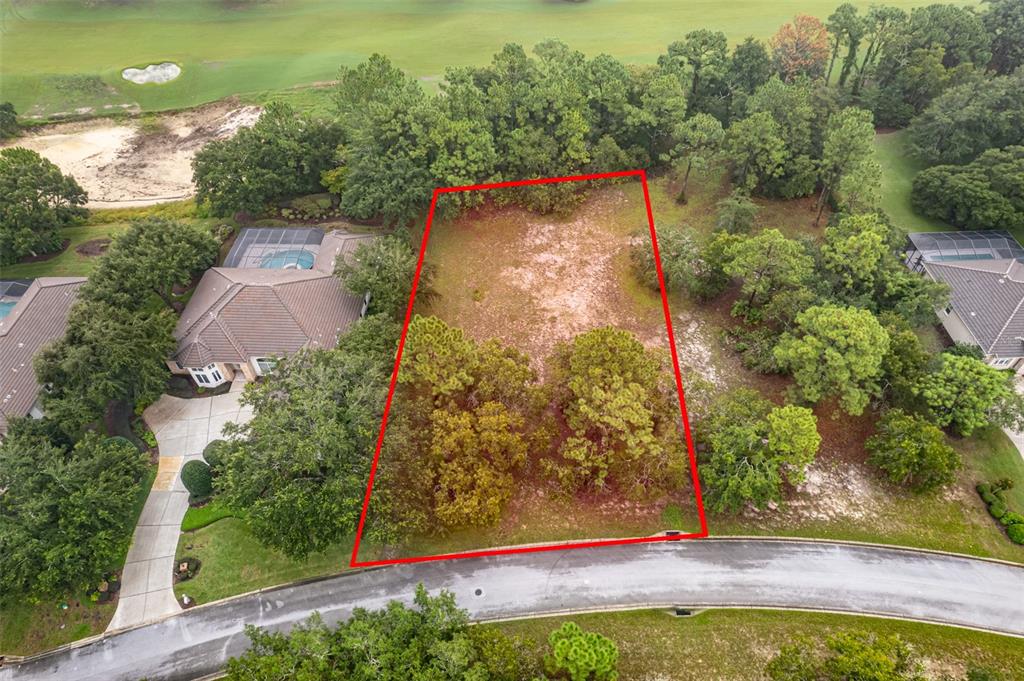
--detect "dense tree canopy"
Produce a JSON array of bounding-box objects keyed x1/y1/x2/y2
[
  {"x1": 82, "y1": 217, "x2": 219, "y2": 311},
  {"x1": 0, "y1": 102, "x2": 18, "y2": 139},
  {"x1": 906, "y1": 70, "x2": 1024, "y2": 165},
  {"x1": 225, "y1": 587, "x2": 539, "y2": 681},
  {"x1": 0, "y1": 147, "x2": 87, "y2": 264},
  {"x1": 35, "y1": 301, "x2": 177, "y2": 435},
  {"x1": 335, "y1": 233, "x2": 429, "y2": 320},
  {"x1": 725, "y1": 228, "x2": 814, "y2": 320},
  {"x1": 911, "y1": 145, "x2": 1024, "y2": 231},
  {"x1": 698, "y1": 389, "x2": 821, "y2": 513},
  {"x1": 193, "y1": 101, "x2": 343, "y2": 216},
  {"x1": 770, "y1": 15, "x2": 831, "y2": 81},
  {"x1": 0, "y1": 430, "x2": 147, "y2": 599},
  {"x1": 217, "y1": 316, "x2": 398, "y2": 559}
]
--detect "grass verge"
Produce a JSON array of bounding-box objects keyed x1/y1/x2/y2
[{"x1": 493, "y1": 608, "x2": 1023, "y2": 680}]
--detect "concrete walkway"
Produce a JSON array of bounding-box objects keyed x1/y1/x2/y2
[
  {"x1": 107, "y1": 385, "x2": 252, "y2": 631},
  {"x1": 5, "y1": 540, "x2": 1021, "y2": 681}
]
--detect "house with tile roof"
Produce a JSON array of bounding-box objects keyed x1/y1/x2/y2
[
  {"x1": 0, "y1": 277, "x2": 87, "y2": 438},
  {"x1": 169, "y1": 228, "x2": 375, "y2": 387},
  {"x1": 906, "y1": 231, "x2": 1024, "y2": 373}
]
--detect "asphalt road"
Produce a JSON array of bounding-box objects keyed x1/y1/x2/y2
[{"x1": 3, "y1": 539, "x2": 1021, "y2": 681}]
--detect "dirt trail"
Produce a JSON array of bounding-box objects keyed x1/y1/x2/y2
[{"x1": 2, "y1": 101, "x2": 260, "y2": 208}]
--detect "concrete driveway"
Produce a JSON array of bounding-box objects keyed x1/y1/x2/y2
[
  {"x1": 107, "y1": 384, "x2": 252, "y2": 631},
  {"x1": 6, "y1": 539, "x2": 1021, "y2": 681}
]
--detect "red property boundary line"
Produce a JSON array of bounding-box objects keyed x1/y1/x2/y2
[{"x1": 350, "y1": 169, "x2": 709, "y2": 568}]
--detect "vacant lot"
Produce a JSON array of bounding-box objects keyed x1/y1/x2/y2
[{"x1": 2, "y1": 0, "x2": 970, "y2": 119}]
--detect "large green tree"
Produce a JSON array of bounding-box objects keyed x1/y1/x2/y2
[
  {"x1": 814, "y1": 107, "x2": 877, "y2": 224},
  {"x1": 0, "y1": 147, "x2": 87, "y2": 265},
  {"x1": 725, "y1": 228, "x2": 814, "y2": 320},
  {"x1": 217, "y1": 317, "x2": 398, "y2": 559},
  {"x1": 193, "y1": 101, "x2": 343, "y2": 216},
  {"x1": 724, "y1": 112, "x2": 789, "y2": 193},
  {"x1": 544, "y1": 621, "x2": 619, "y2": 681},
  {"x1": 698, "y1": 389, "x2": 820, "y2": 514},
  {"x1": 667, "y1": 113, "x2": 724, "y2": 203},
  {"x1": 82, "y1": 217, "x2": 219, "y2": 311},
  {"x1": 335, "y1": 234, "x2": 431, "y2": 320},
  {"x1": 0, "y1": 429, "x2": 147, "y2": 599},
  {"x1": 983, "y1": 0, "x2": 1024, "y2": 74},
  {"x1": 774, "y1": 305, "x2": 890, "y2": 416},
  {"x1": 35, "y1": 301, "x2": 177, "y2": 435},
  {"x1": 915, "y1": 354, "x2": 1013, "y2": 436},
  {"x1": 907, "y1": 70, "x2": 1024, "y2": 165},
  {"x1": 551, "y1": 327, "x2": 685, "y2": 497}
]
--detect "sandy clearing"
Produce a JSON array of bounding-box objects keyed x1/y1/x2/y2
[{"x1": 1, "y1": 101, "x2": 260, "y2": 208}]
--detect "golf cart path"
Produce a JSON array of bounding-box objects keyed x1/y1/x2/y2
[{"x1": 2, "y1": 539, "x2": 1021, "y2": 681}]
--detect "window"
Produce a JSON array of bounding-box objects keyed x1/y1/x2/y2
[
  {"x1": 189, "y1": 363, "x2": 226, "y2": 387},
  {"x1": 991, "y1": 357, "x2": 1015, "y2": 368},
  {"x1": 943, "y1": 304, "x2": 953, "y2": 316},
  {"x1": 254, "y1": 357, "x2": 277, "y2": 375}
]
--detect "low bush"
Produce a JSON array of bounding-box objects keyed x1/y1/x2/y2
[
  {"x1": 988, "y1": 500, "x2": 1008, "y2": 519},
  {"x1": 181, "y1": 460, "x2": 213, "y2": 500},
  {"x1": 1000, "y1": 512, "x2": 1024, "y2": 526},
  {"x1": 202, "y1": 439, "x2": 229, "y2": 471},
  {"x1": 981, "y1": 490, "x2": 998, "y2": 505},
  {"x1": 1008, "y1": 524, "x2": 1024, "y2": 544},
  {"x1": 976, "y1": 482, "x2": 992, "y2": 496},
  {"x1": 174, "y1": 556, "x2": 202, "y2": 582}
]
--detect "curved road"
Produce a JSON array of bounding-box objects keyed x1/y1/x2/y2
[{"x1": 2, "y1": 539, "x2": 1021, "y2": 681}]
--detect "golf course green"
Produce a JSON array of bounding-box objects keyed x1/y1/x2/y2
[{"x1": 1, "y1": 0, "x2": 975, "y2": 119}]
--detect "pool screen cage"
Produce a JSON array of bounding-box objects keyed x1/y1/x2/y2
[
  {"x1": 904, "y1": 230, "x2": 1024, "y2": 273},
  {"x1": 0, "y1": 280, "x2": 32, "y2": 300},
  {"x1": 222, "y1": 227, "x2": 325, "y2": 269}
]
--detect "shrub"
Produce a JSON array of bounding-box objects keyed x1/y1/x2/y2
[
  {"x1": 999, "y1": 511, "x2": 1024, "y2": 526},
  {"x1": 180, "y1": 460, "x2": 213, "y2": 500},
  {"x1": 975, "y1": 482, "x2": 992, "y2": 496},
  {"x1": 104, "y1": 435, "x2": 140, "y2": 452},
  {"x1": 203, "y1": 439, "x2": 229, "y2": 471},
  {"x1": 1008, "y1": 523, "x2": 1024, "y2": 544},
  {"x1": 988, "y1": 500, "x2": 1008, "y2": 519},
  {"x1": 981, "y1": 490, "x2": 998, "y2": 505},
  {"x1": 174, "y1": 556, "x2": 202, "y2": 582}
]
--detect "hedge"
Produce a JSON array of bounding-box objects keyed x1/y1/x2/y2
[{"x1": 1008, "y1": 523, "x2": 1024, "y2": 545}]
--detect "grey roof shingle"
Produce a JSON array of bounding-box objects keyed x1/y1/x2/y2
[
  {"x1": 923, "y1": 258, "x2": 1024, "y2": 358},
  {"x1": 0, "y1": 277, "x2": 86, "y2": 437},
  {"x1": 173, "y1": 231, "x2": 373, "y2": 368}
]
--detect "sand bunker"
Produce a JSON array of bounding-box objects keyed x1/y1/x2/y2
[
  {"x1": 0, "y1": 100, "x2": 260, "y2": 207},
  {"x1": 122, "y1": 62, "x2": 181, "y2": 85}
]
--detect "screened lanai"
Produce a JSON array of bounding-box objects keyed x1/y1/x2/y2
[{"x1": 904, "y1": 231, "x2": 1024, "y2": 273}]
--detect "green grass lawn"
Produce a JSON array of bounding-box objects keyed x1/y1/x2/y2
[
  {"x1": 2, "y1": 0, "x2": 972, "y2": 119},
  {"x1": 0, "y1": 462, "x2": 157, "y2": 656},
  {"x1": 493, "y1": 609, "x2": 1024, "y2": 680},
  {"x1": 873, "y1": 130, "x2": 953, "y2": 234},
  {"x1": 173, "y1": 518, "x2": 351, "y2": 605},
  {"x1": 1, "y1": 201, "x2": 223, "y2": 279}
]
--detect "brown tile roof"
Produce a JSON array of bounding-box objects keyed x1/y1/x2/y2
[
  {"x1": 172, "y1": 231, "x2": 373, "y2": 368},
  {"x1": 0, "y1": 277, "x2": 86, "y2": 437}
]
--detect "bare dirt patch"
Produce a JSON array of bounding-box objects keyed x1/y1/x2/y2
[
  {"x1": 422, "y1": 188, "x2": 683, "y2": 374},
  {"x1": 75, "y1": 238, "x2": 111, "y2": 257},
  {"x1": 1, "y1": 100, "x2": 260, "y2": 208}
]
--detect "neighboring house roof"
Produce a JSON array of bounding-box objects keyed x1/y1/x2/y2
[
  {"x1": 922, "y1": 258, "x2": 1024, "y2": 358},
  {"x1": 173, "y1": 231, "x2": 375, "y2": 368},
  {"x1": 0, "y1": 277, "x2": 86, "y2": 437}
]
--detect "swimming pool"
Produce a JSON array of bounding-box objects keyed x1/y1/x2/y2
[
  {"x1": 0, "y1": 301, "x2": 16, "y2": 319},
  {"x1": 259, "y1": 249, "x2": 316, "y2": 269}
]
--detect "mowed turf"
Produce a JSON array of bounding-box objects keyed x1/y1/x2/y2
[{"x1": 2, "y1": 0, "x2": 975, "y2": 118}]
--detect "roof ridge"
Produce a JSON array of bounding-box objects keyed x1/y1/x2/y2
[{"x1": 988, "y1": 294, "x2": 1024, "y2": 354}]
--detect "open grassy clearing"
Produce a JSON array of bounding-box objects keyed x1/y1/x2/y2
[
  {"x1": 2, "y1": 0, "x2": 971, "y2": 120},
  {"x1": 873, "y1": 130, "x2": 954, "y2": 234},
  {"x1": 0, "y1": 462, "x2": 157, "y2": 656},
  {"x1": 492, "y1": 608, "x2": 1024, "y2": 680}
]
